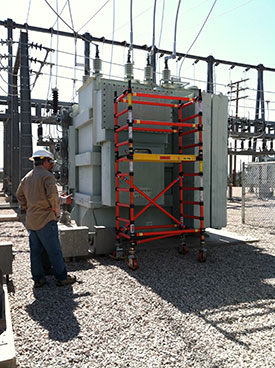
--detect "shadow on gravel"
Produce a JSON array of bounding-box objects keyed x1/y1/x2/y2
[
  {"x1": 26, "y1": 286, "x2": 91, "y2": 342},
  {"x1": 97, "y1": 234, "x2": 275, "y2": 347}
]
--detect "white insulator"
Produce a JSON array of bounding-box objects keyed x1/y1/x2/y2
[
  {"x1": 144, "y1": 65, "x2": 153, "y2": 82},
  {"x1": 125, "y1": 62, "x2": 134, "y2": 80},
  {"x1": 162, "y1": 68, "x2": 171, "y2": 84},
  {"x1": 93, "y1": 58, "x2": 102, "y2": 74}
]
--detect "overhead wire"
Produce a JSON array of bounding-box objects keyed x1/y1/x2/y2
[
  {"x1": 163, "y1": 0, "x2": 181, "y2": 77},
  {"x1": 67, "y1": 0, "x2": 77, "y2": 100},
  {"x1": 158, "y1": 0, "x2": 165, "y2": 49},
  {"x1": 44, "y1": 28, "x2": 54, "y2": 114},
  {"x1": 152, "y1": 0, "x2": 157, "y2": 49},
  {"x1": 2, "y1": 2, "x2": 275, "y2": 122},
  {"x1": 173, "y1": 0, "x2": 181, "y2": 57},
  {"x1": 52, "y1": 0, "x2": 69, "y2": 28},
  {"x1": 77, "y1": 0, "x2": 111, "y2": 33},
  {"x1": 26, "y1": 0, "x2": 32, "y2": 23},
  {"x1": 105, "y1": 5, "x2": 152, "y2": 37},
  {"x1": 129, "y1": 0, "x2": 134, "y2": 62},
  {"x1": 157, "y1": 0, "x2": 165, "y2": 81},
  {"x1": 44, "y1": 0, "x2": 75, "y2": 33},
  {"x1": 109, "y1": 0, "x2": 115, "y2": 78},
  {"x1": 55, "y1": 0, "x2": 59, "y2": 88},
  {"x1": 178, "y1": 0, "x2": 218, "y2": 77},
  {"x1": 67, "y1": 0, "x2": 75, "y2": 30},
  {"x1": 211, "y1": 0, "x2": 254, "y2": 21}
]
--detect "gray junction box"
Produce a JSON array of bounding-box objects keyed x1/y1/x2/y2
[{"x1": 69, "y1": 77, "x2": 228, "y2": 254}]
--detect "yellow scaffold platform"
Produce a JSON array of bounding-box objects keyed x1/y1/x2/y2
[{"x1": 133, "y1": 153, "x2": 197, "y2": 163}]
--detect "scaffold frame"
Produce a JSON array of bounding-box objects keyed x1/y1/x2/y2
[{"x1": 113, "y1": 80, "x2": 206, "y2": 269}]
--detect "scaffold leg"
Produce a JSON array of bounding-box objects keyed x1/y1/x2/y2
[
  {"x1": 178, "y1": 234, "x2": 188, "y2": 255},
  {"x1": 111, "y1": 241, "x2": 126, "y2": 260},
  {"x1": 127, "y1": 247, "x2": 138, "y2": 270},
  {"x1": 198, "y1": 231, "x2": 207, "y2": 262}
]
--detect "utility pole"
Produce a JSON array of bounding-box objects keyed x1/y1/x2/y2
[
  {"x1": 228, "y1": 78, "x2": 248, "y2": 198},
  {"x1": 19, "y1": 31, "x2": 33, "y2": 179}
]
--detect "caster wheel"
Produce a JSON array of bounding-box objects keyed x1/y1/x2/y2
[
  {"x1": 110, "y1": 247, "x2": 125, "y2": 260},
  {"x1": 127, "y1": 257, "x2": 138, "y2": 270},
  {"x1": 198, "y1": 250, "x2": 207, "y2": 263},
  {"x1": 178, "y1": 244, "x2": 188, "y2": 255}
]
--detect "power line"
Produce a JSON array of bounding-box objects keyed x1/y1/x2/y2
[
  {"x1": 2, "y1": 19, "x2": 275, "y2": 73},
  {"x1": 105, "y1": 5, "x2": 152, "y2": 38},
  {"x1": 77, "y1": 0, "x2": 111, "y2": 33},
  {"x1": 152, "y1": 0, "x2": 157, "y2": 49},
  {"x1": 52, "y1": 0, "x2": 69, "y2": 28},
  {"x1": 55, "y1": 0, "x2": 59, "y2": 88},
  {"x1": 26, "y1": 0, "x2": 32, "y2": 23},
  {"x1": 67, "y1": 0, "x2": 74, "y2": 30},
  {"x1": 158, "y1": 0, "x2": 165, "y2": 49},
  {"x1": 178, "y1": 0, "x2": 218, "y2": 76},
  {"x1": 44, "y1": 0, "x2": 75, "y2": 35},
  {"x1": 109, "y1": 0, "x2": 115, "y2": 78}
]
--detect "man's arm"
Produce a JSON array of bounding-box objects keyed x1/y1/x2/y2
[
  {"x1": 44, "y1": 175, "x2": 59, "y2": 216},
  {"x1": 16, "y1": 181, "x2": 27, "y2": 209}
]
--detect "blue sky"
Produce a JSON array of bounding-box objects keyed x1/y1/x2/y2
[{"x1": 0, "y1": 0, "x2": 275, "y2": 167}]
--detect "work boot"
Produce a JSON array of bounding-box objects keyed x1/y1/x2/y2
[
  {"x1": 56, "y1": 274, "x2": 77, "y2": 287},
  {"x1": 34, "y1": 278, "x2": 47, "y2": 288}
]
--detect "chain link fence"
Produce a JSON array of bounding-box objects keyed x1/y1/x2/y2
[{"x1": 242, "y1": 162, "x2": 275, "y2": 228}]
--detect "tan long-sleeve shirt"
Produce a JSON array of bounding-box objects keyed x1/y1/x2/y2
[{"x1": 16, "y1": 166, "x2": 59, "y2": 230}]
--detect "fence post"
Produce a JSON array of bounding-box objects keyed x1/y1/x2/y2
[{"x1": 241, "y1": 162, "x2": 246, "y2": 224}]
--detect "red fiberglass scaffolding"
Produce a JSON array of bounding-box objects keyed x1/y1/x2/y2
[{"x1": 113, "y1": 81, "x2": 206, "y2": 270}]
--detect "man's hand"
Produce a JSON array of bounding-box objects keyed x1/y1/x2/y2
[{"x1": 53, "y1": 208, "x2": 59, "y2": 217}]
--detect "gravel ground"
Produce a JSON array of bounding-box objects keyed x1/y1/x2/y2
[{"x1": 1, "y1": 188, "x2": 275, "y2": 368}]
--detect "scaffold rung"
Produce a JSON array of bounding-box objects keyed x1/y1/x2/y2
[{"x1": 133, "y1": 153, "x2": 197, "y2": 163}]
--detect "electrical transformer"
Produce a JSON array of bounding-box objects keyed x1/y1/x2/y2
[{"x1": 68, "y1": 76, "x2": 228, "y2": 255}]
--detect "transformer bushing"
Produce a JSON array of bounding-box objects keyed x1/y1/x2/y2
[
  {"x1": 93, "y1": 57, "x2": 102, "y2": 75},
  {"x1": 144, "y1": 65, "x2": 153, "y2": 84},
  {"x1": 124, "y1": 62, "x2": 134, "y2": 80},
  {"x1": 162, "y1": 68, "x2": 171, "y2": 84}
]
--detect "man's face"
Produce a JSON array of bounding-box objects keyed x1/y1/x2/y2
[{"x1": 44, "y1": 158, "x2": 54, "y2": 172}]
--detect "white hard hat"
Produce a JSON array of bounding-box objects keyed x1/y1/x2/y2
[{"x1": 29, "y1": 149, "x2": 54, "y2": 161}]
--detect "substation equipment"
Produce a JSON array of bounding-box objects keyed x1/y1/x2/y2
[{"x1": 67, "y1": 76, "x2": 228, "y2": 268}]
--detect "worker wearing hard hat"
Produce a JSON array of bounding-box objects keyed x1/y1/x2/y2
[{"x1": 16, "y1": 149, "x2": 77, "y2": 288}]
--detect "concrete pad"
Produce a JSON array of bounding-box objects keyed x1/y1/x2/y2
[
  {"x1": 136, "y1": 228, "x2": 259, "y2": 252},
  {"x1": 0, "y1": 214, "x2": 19, "y2": 222},
  {"x1": 0, "y1": 285, "x2": 16, "y2": 368},
  {"x1": 206, "y1": 228, "x2": 259, "y2": 245}
]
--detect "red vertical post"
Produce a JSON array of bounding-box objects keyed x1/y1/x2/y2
[
  {"x1": 197, "y1": 91, "x2": 206, "y2": 262},
  {"x1": 112, "y1": 92, "x2": 126, "y2": 260},
  {"x1": 114, "y1": 96, "x2": 120, "y2": 243},
  {"x1": 127, "y1": 80, "x2": 137, "y2": 269},
  {"x1": 178, "y1": 103, "x2": 187, "y2": 254}
]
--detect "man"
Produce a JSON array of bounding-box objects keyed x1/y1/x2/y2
[{"x1": 16, "y1": 149, "x2": 76, "y2": 288}]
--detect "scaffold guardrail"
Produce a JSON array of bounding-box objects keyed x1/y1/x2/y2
[{"x1": 113, "y1": 81, "x2": 206, "y2": 269}]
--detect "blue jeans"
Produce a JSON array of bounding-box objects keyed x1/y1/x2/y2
[{"x1": 29, "y1": 220, "x2": 67, "y2": 281}]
